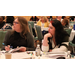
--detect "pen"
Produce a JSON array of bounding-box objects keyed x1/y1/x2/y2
[
  {"x1": 2, "y1": 43, "x2": 6, "y2": 46},
  {"x1": 2, "y1": 43, "x2": 12, "y2": 47}
]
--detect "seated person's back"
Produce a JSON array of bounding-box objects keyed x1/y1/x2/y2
[{"x1": 30, "y1": 16, "x2": 39, "y2": 21}]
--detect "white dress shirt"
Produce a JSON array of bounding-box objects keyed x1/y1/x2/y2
[{"x1": 42, "y1": 39, "x2": 69, "y2": 52}]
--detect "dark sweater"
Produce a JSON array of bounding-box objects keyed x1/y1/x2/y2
[
  {"x1": 0, "y1": 22, "x2": 5, "y2": 29},
  {"x1": 2, "y1": 30, "x2": 35, "y2": 51}
]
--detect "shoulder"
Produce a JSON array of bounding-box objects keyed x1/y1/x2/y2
[
  {"x1": 6, "y1": 30, "x2": 13, "y2": 36},
  {"x1": 26, "y1": 32, "x2": 33, "y2": 38}
]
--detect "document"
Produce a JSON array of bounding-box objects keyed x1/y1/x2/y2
[{"x1": 8, "y1": 47, "x2": 22, "y2": 53}]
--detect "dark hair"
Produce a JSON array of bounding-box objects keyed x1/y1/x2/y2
[
  {"x1": 51, "y1": 20, "x2": 69, "y2": 45},
  {"x1": 6, "y1": 16, "x2": 14, "y2": 25},
  {"x1": 0, "y1": 16, "x2": 5, "y2": 20}
]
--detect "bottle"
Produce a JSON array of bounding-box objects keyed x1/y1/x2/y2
[
  {"x1": 67, "y1": 51, "x2": 71, "y2": 59},
  {"x1": 35, "y1": 44, "x2": 41, "y2": 56}
]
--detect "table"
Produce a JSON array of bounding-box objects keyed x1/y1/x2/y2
[
  {"x1": 0, "y1": 51, "x2": 73, "y2": 59},
  {"x1": 41, "y1": 27, "x2": 49, "y2": 31},
  {"x1": 69, "y1": 29, "x2": 75, "y2": 41}
]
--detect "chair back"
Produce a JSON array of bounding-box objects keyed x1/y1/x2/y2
[
  {"x1": 0, "y1": 30, "x2": 7, "y2": 48},
  {"x1": 28, "y1": 21, "x2": 34, "y2": 28},
  {"x1": 28, "y1": 24, "x2": 33, "y2": 35},
  {"x1": 64, "y1": 28, "x2": 72, "y2": 36},
  {"x1": 35, "y1": 25, "x2": 43, "y2": 41}
]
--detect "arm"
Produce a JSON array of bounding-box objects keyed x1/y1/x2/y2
[
  {"x1": 52, "y1": 42, "x2": 69, "y2": 52},
  {"x1": 2, "y1": 31, "x2": 12, "y2": 50},
  {"x1": 42, "y1": 33, "x2": 52, "y2": 52}
]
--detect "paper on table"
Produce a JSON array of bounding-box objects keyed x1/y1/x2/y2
[
  {"x1": 46, "y1": 54, "x2": 65, "y2": 59},
  {"x1": 9, "y1": 47, "x2": 22, "y2": 53}
]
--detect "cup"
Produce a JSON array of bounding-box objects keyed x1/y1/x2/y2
[{"x1": 5, "y1": 53, "x2": 12, "y2": 59}]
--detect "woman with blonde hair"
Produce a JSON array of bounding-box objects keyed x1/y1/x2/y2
[
  {"x1": 2, "y1": 17, "x2": 35, "y2": 51},
  {"x1": 37, "y1": 16, "x2": 49, "y2": 27}
]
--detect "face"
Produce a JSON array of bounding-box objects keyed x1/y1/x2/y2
[
  {"x1": 61, "y1": 20, "x2": 65, "y2": 26},
  {"x1": 33, "y1": 16, "x2": 35, "y2": 18},
  {"x1": 40, "y1": 16, "x2": 44, "y2": 21},
  {"x1": 48, "y1": 23, "x2": 55, "y2": 37},
  {"x1": 58, "y1": 16, "x2": 62, "y2": 19},
  {"x1": 13, "y1": 18, "x2": 21, "y2": 32}
]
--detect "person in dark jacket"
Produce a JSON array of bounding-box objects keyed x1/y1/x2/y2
[
  {"x1": 0, "y1": 16, "x2": 5, "y2": 29},
  {"x1": 30, "y1": 16, "x2": 39, "y2": 21},
  {"x1": 2, "y1": 17, "x2": 35, "y2": 51},
  {"x1": 6, "y1": 16, "x2": 14, "y2": 25}
]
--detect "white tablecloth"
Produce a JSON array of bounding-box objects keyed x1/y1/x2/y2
[
  {"x1": 0, "y1": 51, "x2": 68, "y2": 59},
  {"x1": 41, "y1": 27, "x2": 49, "y2": 31}
]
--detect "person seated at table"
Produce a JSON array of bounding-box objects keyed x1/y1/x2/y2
[
  {"x1": 70, "y1": 16, "x2": 75, "y2": 21},
  {"x1": 0, "y1": 16, "x2": 5, "y2": 29},
  {"x1": 2, "y1": 17, "x2": 35, "y2": 52},
  {"x1": 47, "y1": 16, "x2": 52, "y2": 22},
  {"x1": 6, "y1": 16, "x2": 14, "y2": 25},
  {"x1": 61, "y1": 19, "x2": 69, "y2": 28},
  {"x1": 42, "y1": 20, "x2": 69, "y2": 52},
  {"x1": 37, "y1": 16, "x2": 49, "y2": 27},
  {"x1": 56, "y1": 16, "x2": 63, "y2": 22},
  {"x1": 2, "y1": 16, "x2": 14, "y2": 30},
  {"x1": 29, "y1": 16, "x2": 39, "y2": 21}
]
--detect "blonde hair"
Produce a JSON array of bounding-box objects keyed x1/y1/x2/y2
[{"x1": 40, "y1": 16, "x2": 47, "y2": 22}]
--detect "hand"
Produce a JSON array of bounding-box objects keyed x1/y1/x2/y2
[
  {"x1": 44, "y1": 33, "x2": 52, "y2": 39},
  {"x1": 19, "y1": 47, "x2": 26, "y2": 52},
  {"x1": 5, "y1": 45, "x2": 10, "y2": 51}
]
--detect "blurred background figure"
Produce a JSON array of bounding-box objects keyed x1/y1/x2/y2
[
  {"x1": 29, "y1": 16, "x2": 39, "y2": 23},
  {"x1": 70, "y1": 16, "x2": 75, "y2": 21},
  {"x1": 2, "y1": 16, "x2": 14, "y2": 29},
  {"x1": 47, "y1": 16, "x2": 52, "y2": 22},
  {"x1": 56, "y1": 16, "x2": 62, "y2": 22},
  {"x1": 0, "y1": 16, "x2": 5, "y2": 29},
  {"x1": 52, "y1": 16, "x2": 56, "y2": 20},
  {"x1": 61, "y1": 18, "x2": 69, "y2": 28},
  {"x1": 6, "y1": 16, "x2": 14, "y2": 25},
  {"x1": 65, "y1": 16, "x2": 71, "y2": 22},
  {"x1": 37, "y1": 16, "x2": 49, "y2": 27}
]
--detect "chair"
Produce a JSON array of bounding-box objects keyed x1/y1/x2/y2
[
  {"x1": 64, "y1": 28, "x2": 72, "y2": 36},
  {"x1": 34, "y1": 25, "x2": 43, "y2": 47},
  {"x1": 28, "y1": 21, "x2": 34, "y2": 28},
  {"x1": 28, "y1": 24, "x2": 33, "y2": 35},
  {"x1": 0, "y1": 30, "x2": 7, "y2": 48},
  {"x1": 65, "y1": 28, "x2": 75, "y2": 53},
  {"x1": 35, "y1": 25, "x2": 43, "y2": 41}
]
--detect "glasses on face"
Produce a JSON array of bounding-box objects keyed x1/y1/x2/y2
[{"x1": 13, "y1": 21, "x2": 19, "y2": 24}]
